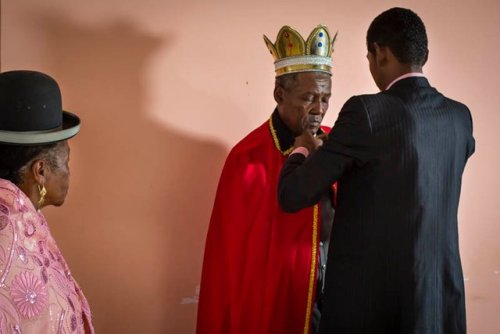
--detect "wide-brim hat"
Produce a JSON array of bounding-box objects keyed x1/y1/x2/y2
[{"x1": 0, "y1": 70, "x2": 80, "y2": 145}]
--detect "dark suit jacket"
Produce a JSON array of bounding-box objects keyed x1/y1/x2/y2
[{"x1": 278, "y1": 77, "x2": 475, "y2": 334}]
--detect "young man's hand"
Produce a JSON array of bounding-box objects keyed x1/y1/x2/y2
[{"x1": 293, "y1": 131, "x2": 323, "y2": 153}]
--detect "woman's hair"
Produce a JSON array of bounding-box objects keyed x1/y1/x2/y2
[{"x1": 0, "y1": 142, "x2": 59, "y2": 185}]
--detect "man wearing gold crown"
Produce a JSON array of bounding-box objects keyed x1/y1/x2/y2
[
  {"x1": 279, "y1": 8, "x2": 474, "y2": 333},
  {"x1": 197, "y1": 25, "x2": 337, "y2": 334}
]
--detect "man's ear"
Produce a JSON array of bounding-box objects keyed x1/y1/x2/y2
[
  {"x1": 31, "y1": 159, "x2": 47, "y2": 185},
  {"x1": 274, "y1": 85, "x2": 284, "y2": 105},
  {"x1": 373, "y1": 43, "x2": 389, "y2": 67},
  {"x1": 422, "y1": 49, "x2": 429, "y2": 66}
]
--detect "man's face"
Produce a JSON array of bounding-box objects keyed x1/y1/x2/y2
[
  {"x1": 366, "y1": 44, "x2": 390, "y2": 91},
  {"x1": 366, "y1": 51, "x2": 383, "y2": 90},
  {"x1": 275, "y1": 72, "x2": 332, "y2": 136}
]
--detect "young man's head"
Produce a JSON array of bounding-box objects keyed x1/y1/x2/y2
[{"x1": 366, "y1": 8, "x2": 429, "y2": 90}]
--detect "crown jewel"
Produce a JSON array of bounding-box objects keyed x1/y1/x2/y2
[{"x1": 264, "y1": 25, "x2": 337, "y2": 77}]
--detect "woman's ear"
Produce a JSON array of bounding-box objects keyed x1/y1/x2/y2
[{"x1": 31, "y1": 159, "x2": 47, "y2": 185}]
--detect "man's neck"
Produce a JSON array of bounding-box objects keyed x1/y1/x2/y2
[
  {"x1": 383, "y1": 65, "x2": 423, "y2": 90},
  {"x1": 385, "y1": 72, "x2": 425, "y2": 91}
]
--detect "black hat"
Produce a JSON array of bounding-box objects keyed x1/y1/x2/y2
[{"x1": 0, "y1": 70, "x2": 80, "y2": 145}]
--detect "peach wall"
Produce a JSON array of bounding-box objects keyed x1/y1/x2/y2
[{"x1": 1, "y1": 0, "x2": 499, "y2": 333}]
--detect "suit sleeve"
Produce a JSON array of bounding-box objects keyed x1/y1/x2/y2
[
  {"x1": 465, "y1": 107, "x2": 475, "y2": 159},
  {"x1": 278, "y1": 96, "x2": 373, "y2": 212}
]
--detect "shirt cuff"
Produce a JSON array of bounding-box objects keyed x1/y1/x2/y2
[{"x1": 290, "y1": 146, "x2": 309, "y2": 158}]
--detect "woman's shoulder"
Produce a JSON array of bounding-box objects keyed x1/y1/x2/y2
[{"x1": 0, "y1": 179, "x2": 24, "y2": 216}]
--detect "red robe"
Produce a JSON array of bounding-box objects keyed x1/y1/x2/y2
[{"x1": 197, "y1": 116, "x2": 330, "y2": 334}]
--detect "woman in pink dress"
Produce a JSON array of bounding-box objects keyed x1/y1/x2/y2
[{"x1": 0, "y1": 70, "x2": 94, "y2": 333}]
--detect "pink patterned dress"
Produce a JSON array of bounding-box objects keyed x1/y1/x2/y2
[{"x1": 0, "y1": 179, "x2": 94, "y2": 333}]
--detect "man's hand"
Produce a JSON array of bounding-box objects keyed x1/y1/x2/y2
[{"x1": 293, "y1": 131, "x2": 323, "y2": 152}]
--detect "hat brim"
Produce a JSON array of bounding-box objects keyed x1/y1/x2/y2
[{"x1": 0, "y1": 111, "x2": 80, "y2": 145}]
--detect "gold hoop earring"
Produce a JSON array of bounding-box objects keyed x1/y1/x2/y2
[{"x1": 37, "y1": 184, "x2": 47, "y2": 210}]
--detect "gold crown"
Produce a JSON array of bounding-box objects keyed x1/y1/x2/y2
[{"x1": 264, "y1": 25, "x2": 337, "y2": 77}]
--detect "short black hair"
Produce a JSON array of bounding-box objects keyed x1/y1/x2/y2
[
  {"x1": 367, "y1": 7, "x2": 428, "y2": 66},
  {"x1": 0, "y1": 143, "x2": 58, "y2": 185}
]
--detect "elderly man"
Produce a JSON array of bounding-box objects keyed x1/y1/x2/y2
[
  {"x1": 279, "y1": 8, "x2": 474, "y2": 334},
  {"x1": 197, "y1": 25, "x2": 337, "y2": 334}
]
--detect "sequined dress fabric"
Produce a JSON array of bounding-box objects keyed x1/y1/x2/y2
[{"x1": 0, "y1": 179, "x2": 94, "y2": 333}]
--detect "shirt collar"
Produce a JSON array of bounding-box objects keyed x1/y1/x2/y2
[{"x1": 385, "y1": 72, "x2": 425, "y2": 91}]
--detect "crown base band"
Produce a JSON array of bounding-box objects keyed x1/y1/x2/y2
[{"x1": 275, "y1": 64, "x2": 332, "y2": 77}]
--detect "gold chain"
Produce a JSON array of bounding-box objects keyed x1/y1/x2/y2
[{"x1": 268, "y1": 117, "x2": 294, "y2": 156}]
